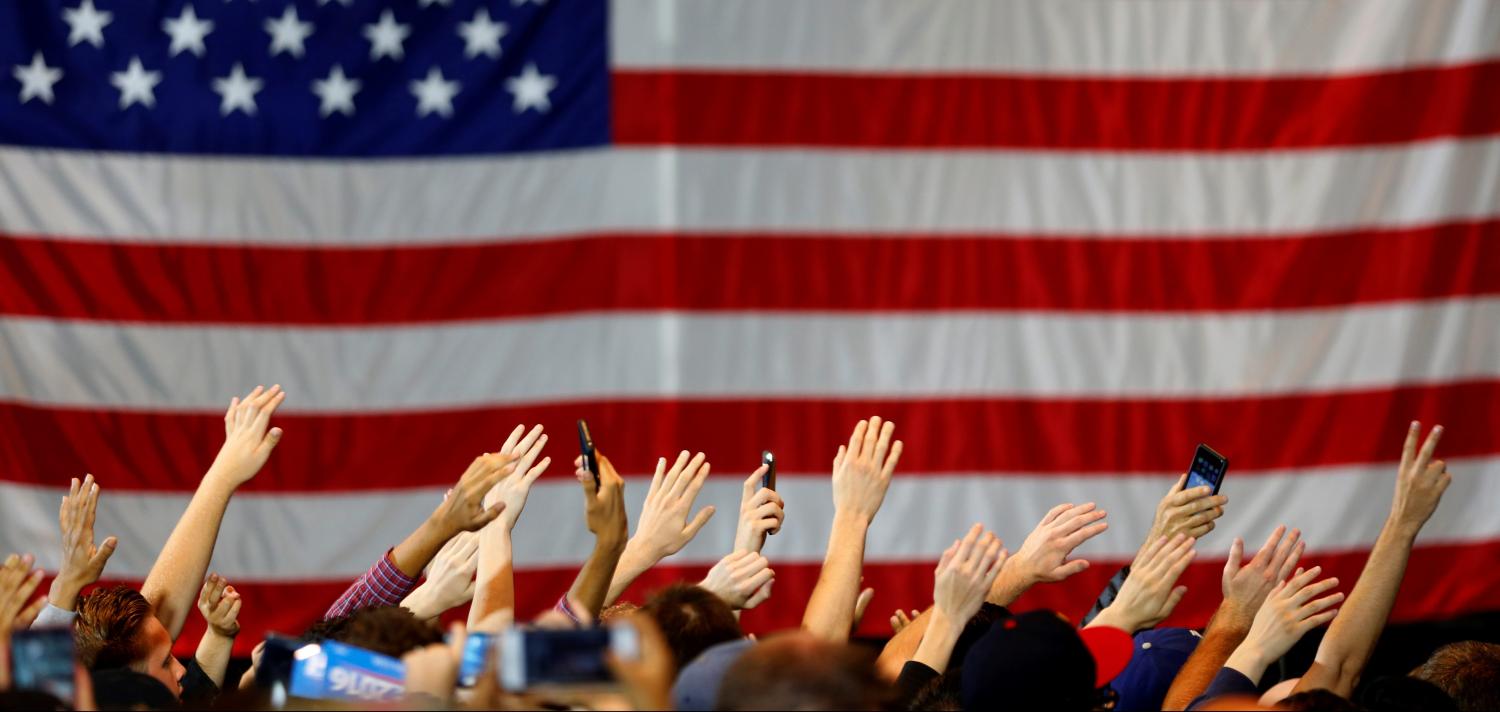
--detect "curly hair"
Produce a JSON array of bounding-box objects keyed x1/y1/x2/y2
[{"x1": 300, "y1": 605, "x2": 443, "y2": 658}]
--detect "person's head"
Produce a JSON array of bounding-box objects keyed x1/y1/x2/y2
[
  {"x1": 300, "y1": 605, "x2": 443, "y2": 658},
  {"x1": 716, "y1": 631, "x2": 891, "y2": 711},
  {"x1": 641, "y1": 583, "x2": 743, "y2": 670},
  {"x1": 75, "y1": 586, "x2": 185, "y2": 698},
  {"x1": 1411, "y1": 641, "x2": 1500, "y2": 712},
  {"x1": 1280, "y1": 688, "x2": 1361, "y2": 711},
  {"x1": 1357, "y1": 675, "x2": 1458, "y2": 712},
  {"x1": 960, "y1": 610, "x2": 1133, "y2": 712}
]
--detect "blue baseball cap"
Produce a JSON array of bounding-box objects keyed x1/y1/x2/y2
[
  {"x1": 671, "y1": 638, "x2": 755, "y2": 711},
  {"x1": 1108, "y1": 627, "x2": 1202, "y2": 712}
]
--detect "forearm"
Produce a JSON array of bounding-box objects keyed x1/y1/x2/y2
[
  {"x1": 1162, "y1": 605, "x2": 1251, "y2": 710},
  {"x1": 469, "y1": 529, "x2": 515, "y2": 626},
  {"x1": 603, "y1": 542, "x2": 659, "y2": 608},
  {"x1": 391, "y1": 517, "x2": 454, "y2": 578},
  {"x1": 801, "y1": 513, "x2": 869, "y2": 642},
  {"x1": 1296, "y1": 523, "x2": 1414, "y2": 696},
  {"x1": 1224, "y1": 642, "x2": 1276, "y2": 686},
  {"x1": 47, "y1": 575, "x2": 89, "y2": 613},
  {"x1": 568, "y1": 537, "x2": 627, "y2": 619},
  {"x1": 875, "y1": 607, "x2": 933, "y2": 680},
  {"x1": 987, "y1": 565, "x2": 1035, "y2": 608},
  {"x1": 195, "y1": 632, "x2": 235, "y2": 688},
  {"x1": 141, "y1": 478, "x2": 235, "y2": 638},
  {"x1": 910, "y1": 610, "x2": 963, "y2": 674}
]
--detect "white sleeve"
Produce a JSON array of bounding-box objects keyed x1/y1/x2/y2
[{"x1": 30, "y1": 602, "x2": 77, "y2": 629}]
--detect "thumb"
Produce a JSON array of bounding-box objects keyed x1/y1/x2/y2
[
  {"x1": 684, "y1": 506, "x2": 716, "y2": 539},
  {"x1": 92, "y1": 536, "x2": 119, "y2": 568},
  {"x1": 262, "y1": 427, "x2": 284, "y2": 450}
]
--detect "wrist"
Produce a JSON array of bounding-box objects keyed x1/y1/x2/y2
[
  {"x1": 1214, "y1": 598, "x2": 1256, "y2": 633},
  {"x1": 986, "y1": 566, "x2": 1031, "y2": 606},
  {"x1": 48, "y1": 574, "x2": 86, "y2": 611},
  {"x1": 1225, "y1": 643, "x2": 1271, "y2": 684},
  {"x1": 1383, "y1": 516, "x2": 1422, "y2": 543},
  {"x1": 832, "y1": 510, "x2": 873, "y2": 533},
  {"x1": 928, "y1": 608, "x2": 965, "y2": 637},
  {"x1": 207, "y1": 626, "x2": 239, "y2": 641}
]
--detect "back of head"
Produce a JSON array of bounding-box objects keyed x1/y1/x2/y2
[
  {"x1": 1279, "y1": 688, "x2": 1361, "y2": 711},
  {"x1": 1357, "y1": 675, "x2": 1457, "y2": 712},
  {"x1": 91, "y1": 668, "x2": 180, "y2": 710},
  {"x1": 300, "y1": 605, "x2": 442, "y2": 658},
  {"x1": 960, "y1": 611, "x2": 1100, "y2": 712},
  {"x1": 75, "y1": 585, "x2": 152, "y2": 670},
  {"x1": 642, "y1": 583, "x2": 743, "y2": 670},
  {"x1": 716, "y1": 631, "x2": 890, "y2": 711},
  {"x1": 1411, "y1": 641, "x2": 1500, "y2": 712}
]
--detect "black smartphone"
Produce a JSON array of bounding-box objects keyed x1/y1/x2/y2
[
  {"x1": 499, "y1": 627, "x2": 639, "y2": 691},
  {"x1": 255, "y1": 634, "x2": 300, "y2": 691},
  {"x1": 10, "y1": 627, "x2": 76, "y2": 705},
  {"x1": 577, "y1": 419, "x2": 599, "y2": 489},
  {"x1": 1185, "y1": 443, "x2": 1229, "y2": 495},
  {"x1": 761, "y1": 450, "x2": 776, "y2": 491}
]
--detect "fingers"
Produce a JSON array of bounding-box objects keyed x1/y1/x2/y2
[
  {"x1": 16, "y1": 592, "x2": 47, "y2": 629},
  {"x1": 1163, "y1": 585, "x2": 1188, "y2": 616},
  {"x1": 872, "y1": 418, "x2": 894, "y2": 467},
  {"x1": 1052, "y1": 503, "x2": 1103, "y2": 537},
  {"x1": 746, "y1": 580, "x2": 774, "y2": 609},
  {"x1": 1415, "y1": 424, "x2": 1444, "y2": 472},
  {"x1": 846, "y1": 420, "x2": 868, "y2": 461},
  {"x1": 92, "y1": 536, "x2": 118, "y2": 569},
  {"x1": 1300, "y1": 590, "x2": 1345, "y2": 620},
  {"x1": 525, "y1": 456, "x2": 552, "y2": 485},
  {"x1": 744, "y1": 566, "x2": 775, "y2": 594},
  {"x1": 1168, "y1": 472, "x2": 1188, "y2": 496},
  {"x1": 1053, "y1": 559, "x2": 1090, "y2": 579},
  {"x1": 1253, "y1": 525, "x2": 1287, "y2": 565},
  {"x1": 742, "y1": 468, "x2": 764, "y2": 501},
  {"x1": 499, "y1": 424, "x2": 526, "y2": 458},
  {"x1": 862, "y1": 416, "x2": 883, "y2": 462},
  {"x1": 1285, "y1": 565, "x2": 1324, "y2": 593},
  {"x1": 1278, "y1": 539, "x2": 1306, "y2": 582},
  {"x1": 1039, "y1": 502, "x2": 1073, "y2": 527},
  {"x1": 853, "y1": 587, "x2": 874, "y2": 624},
  {"x1": 1060, "y1": 519, "x2": 1110, "y2": 551},
  {"x1": 883, "y1": 440, "x2": 905, "y2": 478},
  {"x1": 1168, "y1": 483, "x2": 1215, "y2": 507},
  {"x1": 1400, "y1": 420, "x2": 1420, "y2": 472},
  {"x1": 833, "y1": 444, "x2": 845, "y2": 472},
  {"x1": 1290, "y1": 576, "x2": 1341, "y2": 606},
  {"x1": 1223, "y1": 537, "x2": 1245, "y2": 583}
]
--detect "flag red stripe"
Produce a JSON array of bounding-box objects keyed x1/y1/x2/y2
[
  {"x1": 2, "y1": 220, "x2": 1497, "y2": 323},
  {"x1": 612, "y1": 61, "x2": 1500, "y2": 149},
  {"x1": 3, "y1": 381, "x2": 1495, "y2": 491},
  {"x1": 133, "y1": 539, "x2": 1500, "y2": 656}
]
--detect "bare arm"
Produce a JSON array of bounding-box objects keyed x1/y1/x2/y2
[
  {"x1": 803, "y1": 417, "x2": 903, "y2": 642},
  {"x1": 142, "y1": 386, "x2": 284, "y2": 639},
  {"x1": 1163, "y1": 526, "x2": 1303, "y2": 710},
  {"x1": 47, "y1": 475, "x2": 117, "y2": 612},
  {"x1": 568, "y1": 453, "x2": 629, "y2": 618},
  {"x1": 605, "y1": 451, "x2": 716, "y2": 607},
  {"x1": 911, "y1": 525, "x2": 1006, "y2": 673},
  {"x1": 1294, "y1": 422, "x2": 1451, "y2": 698},
  {"x1": 471, "y1": 425, "x2": 550, "y2": 626}
]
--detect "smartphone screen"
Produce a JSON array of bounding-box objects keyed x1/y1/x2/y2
[
  {"x1": 499, "y1": 627, "x2": 639, "y2": 691},
  {"x1": 761, "y1": 450, "x2": 776, "y2": 491},
  {"x1": 577, "y1": 419, "x2": 599, "y2": 488},
  {"x1": 458, "y1": 632, "x2": 495, "y2": 688},
  {"x1": 1185, "y1": 444, "x2": 1228, "y2": 494},
  {"x1": 10, "y1": 627, "x2": 75, "y2": 705}
]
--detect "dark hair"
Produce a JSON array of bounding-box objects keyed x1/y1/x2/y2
[
  {"x1": 1357, "y1": 675, "x2": 1457, "y2": 712},
  {"x1": 717, "y1": 632, "x2": 891, "y2": 711},
  {"x1": 75, "y1": 585, "x2": 153, "y2": 670},
  {"x1": 90, "y1": 668, "x2": 180, "y2": 711},
  {"x1": 1411, "y1": 641, "x2": 1500, "y2": 712},
  {"x1": 300, "y1": 605, "x2": 442, "y2": 658},
  {"x1": 909, "y1": 671, "x2": 963, "y2": 711},
  {"x1": 1281, "y1": 688, "x2": 1362, "y2": 711},
  {"x1": 642, "y1": 583, "x2": 743, "y2": 670}
]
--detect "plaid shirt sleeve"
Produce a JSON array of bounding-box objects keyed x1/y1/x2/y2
[{"x1": 323, "y1": 548, "x2": 421, "y2": 619}]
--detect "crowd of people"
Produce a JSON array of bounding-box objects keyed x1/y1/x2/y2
[{"x1": 1, "y1": 383, "x2": 1497, "y2": 710}]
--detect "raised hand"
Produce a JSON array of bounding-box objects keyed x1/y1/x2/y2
[
  {"x1": 49, "y1": 475, "x2": 119, "y2": 612},
  {"x1": 699, "y1": 551, "x2": 775, "y2": 610},
  {"x1": 890, "y1": 608, "x2": 920, "y2": 635},
  {"x1": 197, "y1": 573, "x2": 242, "y2": 638},
  {"x1": 208, "y1": 385, "x2": 287, "y2": 488},
  {"x1": 579, "y1": 453, "x2": 628, "y2": 548},
  {"x1": 404, "y1": 532, "x2": 479, "y2": 621},
  {"x1": 485, "y1": 425, "x2": 552, "y2": 532},
  {"x1": 1220, "y1": 526, "x2": 1304, "y2": 628},
  {"x1": 1140, "y1": 475, "x2": 1227, "y2": 557},
  {"x1": 1005, "y1": 502, "x2": 1109, "y2": 590},
  {"x1": 831, "y1": 417, "x2": 903, "y2": 525},
  {"x1": 734, "y1": 468, "x2": 785, "y2": 554},
  {"x1": 430, "y1": 454, "x2": 514, "y2": 539},
  {"x1": 631, "y1": 451, "x2": 716, "y2": 561},
  {"x1": 914, "y1": 524, "x2": 1007, "y2": 672},
  {"x1": 1227, "y1": 566, "x2": 1342, "y2": 684},
  {"x1": 0, "y1": 554, "x2": 47, "y2": 690},
  {"x1": 1089, "y1": 534, "x2": 1196, "y2": 633},
  {"x1": 1390, "y1": 422, "x2": 1452, "y2": 537}
]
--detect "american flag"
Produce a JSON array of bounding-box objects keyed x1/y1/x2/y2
[{"x1": 2, "y1": 0, "x2": 1499, "y2": 655}]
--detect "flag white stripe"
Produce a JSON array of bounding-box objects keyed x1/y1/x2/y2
[
  {"x1": 3, "y1": 140, "x2": 1499, "y2": 245},
  {"x1": 3, "y1": 457, "x2": 1496, "y2": 580},
  {"x1": 2, "y1": 299, "x2": 1498, "y2": 410},
  {"x1": 611, "y1": 0, "x2": 1500, "y2": 76}
]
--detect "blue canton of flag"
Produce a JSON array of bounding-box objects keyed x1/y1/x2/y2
[{"x1": 1, "y1": 0, "x2": 608, "y2": 156}]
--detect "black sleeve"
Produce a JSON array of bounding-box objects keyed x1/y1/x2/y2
[
  {"x1": 1080, "y1": 565, "x2": 1131, "y2": 627},
  {"x1": 894, "y1": 660, "x2": 942, "y2": 709},
  {"x1": 178, "y1": 656, "x2": 222, "y2": 707}
]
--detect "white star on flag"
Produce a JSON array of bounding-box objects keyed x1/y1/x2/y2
[
  {"x1": 410, "y1": 67, "x2": 460, "y2": 118},
  {"x1": 458, "y1": 8, "x2": 507, "y2": 59},
  {"x1": 163, "y1": 5, "x2": 214, "y2": 57},
  {"x1": 110, "y1": 57, "x2": 161, "y2": 109},
  {"x1": 312, "y1": 65, "x2": 361, "y2": 117},
  {"x1": 265, "y1": 6, "x2": 314, "y2": 58},
  {"x1": 14, "y1": 53, "x2": 63, "y2": 105},
  {"x1": 505, "y1": 62, "x2": 556, "y2": 113},
  {"x1": 63, "y1": 0, "x2": 112, "y2": 48},
  {"x1": 364, "y1": 10, "x2": 411, "y2": 61},
  {"x1": 213, "y1": 63, "x2": 263, "y2": 115}
]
